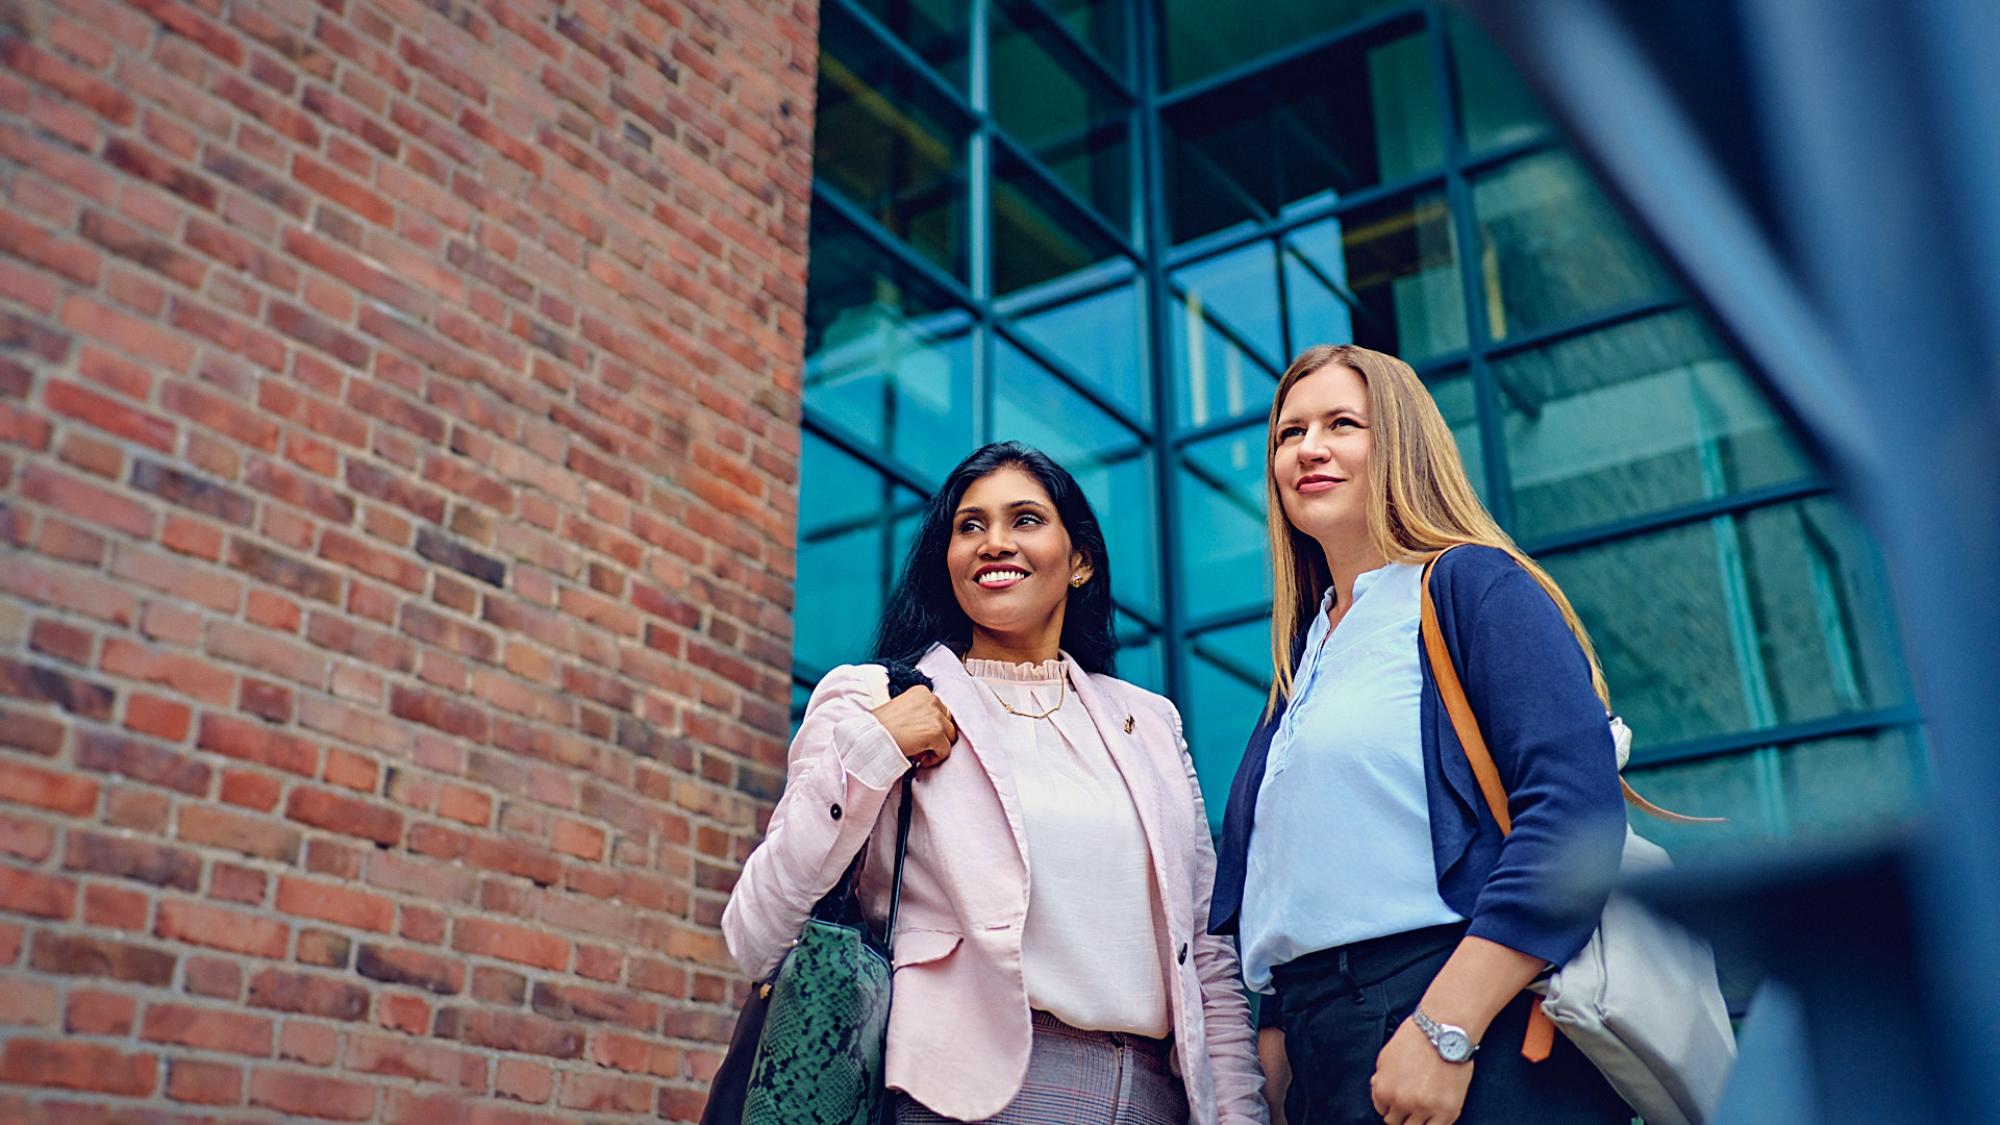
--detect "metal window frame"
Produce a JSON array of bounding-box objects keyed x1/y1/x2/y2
[{"x1": 796, "y1": 0, "x2": 1924, "y2": 822}]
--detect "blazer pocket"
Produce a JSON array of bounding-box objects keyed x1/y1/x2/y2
[{"x1": 890, "y1": 928, "x2": 963, "y2": 969}]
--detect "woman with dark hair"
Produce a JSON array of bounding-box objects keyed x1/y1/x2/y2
[{"x1": 724, "y1": 442, "x2": 1267, "y2": 1125}]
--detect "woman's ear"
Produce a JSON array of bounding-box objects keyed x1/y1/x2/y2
[{"x1": 1067, "y1": 551, "x2": 1095, "y2": 588}]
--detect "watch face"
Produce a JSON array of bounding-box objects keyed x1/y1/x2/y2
[{"x1": 1438, "y1": 1029, "x2": 1473, "y2": 1062}]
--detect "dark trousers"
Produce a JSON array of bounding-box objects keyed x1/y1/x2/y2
[{"x1": 1271, "y1": 923, "x2": 1632, "y2": 1125}]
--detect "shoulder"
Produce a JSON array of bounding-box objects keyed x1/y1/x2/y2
[
  {"x1": 1088, "y1": 674, "x2": 1184, "y2": 737},
  {"x1": 1429, "y1": 543, "x2": 1519, "y2": 593},
  {"x1": 805, "y1": 663, "x2": 891, "y2": 711}
]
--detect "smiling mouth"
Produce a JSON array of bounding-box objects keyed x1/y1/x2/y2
[{"x1": 975, "y1": 568, "x2": 1029, "y2": 587}]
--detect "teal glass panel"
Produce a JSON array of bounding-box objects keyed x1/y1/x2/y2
[
  {"x1": 990, "y1": 2, "x2": 1132, "y2": 235},
  {"x1": 1116, "y1": 612, "x2": 1164, "y2": 693},
  {"x1": 1009, "y1": 280, "x2": 1150, "y2": 423},
  {"x1": 990, "y1": 339, "x2": 1158, "y2": 615},
  {"x1": 1544, "y1": 500, "x2": 1912, "y2": 753},
  {"x1": 1424, "y1": 366, "x2": 1487, "y2": 503},
  {"x1": 1777, "y1": 726, "x2": 1924, "y2": 838},
  {"x1": 796, "y1": 431, "x2": 925, "y2": 677},
  {"x1": 1183, "y1": 619, "x2": 1274, "y2": 829},
  {"x1": 1446, "y1": 13, "x2": 1551, "y2": 153},
  {"x1": 1038, "y1": 0, "x2": 1128, "y2": 79},
  {"x1": 1161, "y1": 0, "x2": 1405, "y2": 88},
  {"x1": 1624, "y1": 752, "x2": 1777, "y2": 857},
  {"x1": 1494, "y1": 311, "x2": 1813, "y2": 540},
  {"x1": 993, "y1": 154, "x2": 1129, "y2": 298},
  {"x1": 805, "y1": 209, "x2": 976, "y2": 483},
  {"x1": 1176, "y1": 424, "x2": 1271, "y2": 620},
  {"x1": 1471, "y1": 151, "x2": 1672, "y2": 340},
  {"x1": 851, "y1": 0, "x2": 971, "y2": 89},
  {"x1": 1171, "y1": 241, "x2": 1282, "y2": 430},
  {"x1": 1737, "y1": 498, "x2": 1910, "y2": 724},
  {"x1": 1286, "y1": 191, "x2": 1467, "y2": 363},
  {"x1": 1163, "y1": 27, "x2": 1443, "y2": 245},
  {"x1": 817, "y1": 9, "x2": 971, "y2": 279},
  {"x1": 1629, "y1": 727, "x2": 1925, "y2": 859}
]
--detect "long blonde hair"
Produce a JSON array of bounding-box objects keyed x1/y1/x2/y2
[{"x1": 1263, "y1": 344, "x2": 1609, "y2": 713}]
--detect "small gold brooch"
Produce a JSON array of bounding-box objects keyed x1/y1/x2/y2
[{"x1": 1123, "y1": 715, "x2": 1135, "y2": 734}]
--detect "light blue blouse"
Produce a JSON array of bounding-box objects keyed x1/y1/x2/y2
[{"x1": 1238, "y1": 561, "x2": 1463, "y2": 992}]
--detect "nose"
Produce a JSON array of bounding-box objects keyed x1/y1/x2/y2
[
  {"x1": 1297, "y1": 425, "x2": 1331, "y2": 463},
  {"x1": 977, "y1": 523, "x2": 1016, "y2": 557}
]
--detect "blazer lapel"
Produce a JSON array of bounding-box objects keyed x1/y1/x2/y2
[{"x1": 918, "y1": 645, "x2": 1031, "y2": 873}]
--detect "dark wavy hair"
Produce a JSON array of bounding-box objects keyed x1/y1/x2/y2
[{"x1": 871, "y1": 442, "x2": 1118, "y2": 675}]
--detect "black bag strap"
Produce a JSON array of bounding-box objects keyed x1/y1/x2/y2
[{"x1": 808, "y1": 659, "x2": 928, "y2": 954}]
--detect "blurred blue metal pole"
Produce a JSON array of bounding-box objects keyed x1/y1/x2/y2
[{"x1": 1451, "y1": 0, "x2": 2000, "y2": 1119}]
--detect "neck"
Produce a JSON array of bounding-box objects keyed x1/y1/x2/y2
[
  {"x1": 1313, "y1": 529, "x2": 1388, "y2": 614},
  {"x1": 965, "y1": 621, "x2": 1064, "y2": 666}
]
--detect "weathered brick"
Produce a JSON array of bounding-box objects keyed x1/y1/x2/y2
[
  {"x1": 355, "y1": 942, "x2": 463, "y2": 995},
  {"x1": 156, "y1": 898, "x2": 288, "y2": 958},
  {"x1": 284, "y1": 787, "x2": 402, "y2": 847},
  {"x1": 30, "y1": 932, "x2": 176, "y2": 984},
  {"x1": 141, "y1": 1001, "x2": 273, "y2": 1057},
  {"x1": 0, "y1": 1038, "x2": 157, "y2": 1096}
]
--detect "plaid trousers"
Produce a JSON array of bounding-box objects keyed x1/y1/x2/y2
[{"x1": 893, "y1": 1011, "x2": 1189, "y2": 1124}]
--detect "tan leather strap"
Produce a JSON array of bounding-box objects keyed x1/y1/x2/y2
[
  {"x1": 1419, "y1": 553, "x2": 1512, "y2": 835},
  {"x1": 1420, "y1": 548, "x2": 1554, "y2": 1062},
  {"x1": 1621, "y1": 777, "x2": 1725, "y2": 824}
]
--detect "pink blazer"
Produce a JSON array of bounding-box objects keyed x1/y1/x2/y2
[{"x1": 721, "y1": 645, "x2": 1267, "y2": 1124}]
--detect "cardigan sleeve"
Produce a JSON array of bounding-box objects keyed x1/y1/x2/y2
[{"x1": 1454, "y1": 562, "x2": 1627, "y2": 967}]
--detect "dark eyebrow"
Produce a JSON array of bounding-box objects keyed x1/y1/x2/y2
[{"x1": 954, "y1": 499, "x2": 1052, "y2": 518}]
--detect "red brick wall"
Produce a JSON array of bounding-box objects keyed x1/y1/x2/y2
[{"x1": 0, "y1": 0, "x2": 815, "y2": 1118}]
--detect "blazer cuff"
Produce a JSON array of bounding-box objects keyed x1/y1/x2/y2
[{"x1": 833, "y1": 713, "x2": 910, "y2": 791}]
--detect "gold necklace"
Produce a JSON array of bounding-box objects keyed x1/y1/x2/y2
[{"x1": 983, "y1": 669, "x2": 1065, "y2": 721}]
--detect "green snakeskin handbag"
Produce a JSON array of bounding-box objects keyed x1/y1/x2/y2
[{"x1": 702, "y1": 663, "x2": 922, "y2": 1125}]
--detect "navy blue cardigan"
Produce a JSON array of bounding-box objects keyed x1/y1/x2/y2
[{"x1": 1208, "y1": 545, "x2": 1627, "y2": 969}]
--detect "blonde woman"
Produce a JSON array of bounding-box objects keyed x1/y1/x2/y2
[{"x1": 1207, "y1": 346, "x2": 1632, "y2": 1124}]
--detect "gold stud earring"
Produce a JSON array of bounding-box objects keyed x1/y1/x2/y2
[{"x1": 1069, "y1": 573, "x2": 1085, "y2": 588}]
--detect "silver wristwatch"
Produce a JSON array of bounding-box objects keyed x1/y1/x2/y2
[{"x1": 1410, "y1": 1006, "x2": 1478, "y2": 1063}]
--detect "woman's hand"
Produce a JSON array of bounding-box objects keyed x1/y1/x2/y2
[
  {"x1": 1370, "y1": 1017, "x2": 1473, "y2": 1125},
  {"x1": 872, "y1": 686, "x2": 958, "y2": 768}
]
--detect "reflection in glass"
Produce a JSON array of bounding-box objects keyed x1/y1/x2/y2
[
  {"x1": 796, "y1": 431, "x2": 926, "y2": 677},
  {"x1": 1287, "y1": 192, "x2": 1466, "y2": 363},
  {"x1": 1424, "y1": 368, "x2": 1486, "y2": 502},
  {"x1": 1447, "y1": 13, "x2": 1549, "y2": 152},
  {"x1": 1038, "y1": 0, "x2": 1128, "y2": 79},
  {"x1": 1738, "y1": 499, "x2": 1909, "y2": 726},
  {"x1": 990, "y1": 3, "x2": 1132, "y2": 235},
  {"x1": 1545, "y1": 500, "x2": 1910, "y2": 751},
  {"x1": 1012, "y1": 281, "x2": 1150, "y2": 423},
  {"x1": 1164, "y1": 28, "x2": 1442, "y2": 246},
  {"x1": 991, "y1": 340, "x2": 1158, "y2": 615},
  {"x1": 1495, "y1": 312, "x2": 1812, "y2": 539},
  {"x1": 1176, "y1": 425, "x2": 1271, "y2": 620},
  {"x1": 806, "y1": 210, "x2": 976, "y2": 482},
  {"x1": 1472, "y1": 152, "x2": 1671, "y2": 339},
  {"x1": 1185, "y1": 619, "x2": 1273, "y2": 829},
  {"x1": 993, "y1": 154, "x2": 1129, "y2": 298},
  {"x1": 1172, "y1": 242, "x2": 1282, "y2": 429},
  {"x1": 851, "y1": 0, "x2": 971, "y2": 88},
  {"x1": 1161, "y1": 0, "x2": 1403, "y2": 88},
  {"x1": 817, "y1": 8, "x2": 971, "y2": 279},
  {"x1": 1628, "y1": 727, "x2": 1923, "y2": 858},
  {"x1": 1117, "y1": 612, "x2": 1164, "y2": 693}
]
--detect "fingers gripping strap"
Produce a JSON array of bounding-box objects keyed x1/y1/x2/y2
[{"x1": 1421, "y1": 549, "x2": 1554, "y2": 1063}]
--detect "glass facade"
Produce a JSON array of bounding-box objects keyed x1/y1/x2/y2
[{"x1": 796, "y1": 0, "x2": 1924, "y2": 854}]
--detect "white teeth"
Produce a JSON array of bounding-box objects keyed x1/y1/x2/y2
[{"x1": 977, "y1": 570, "x2": 1027, "y2": 586}]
